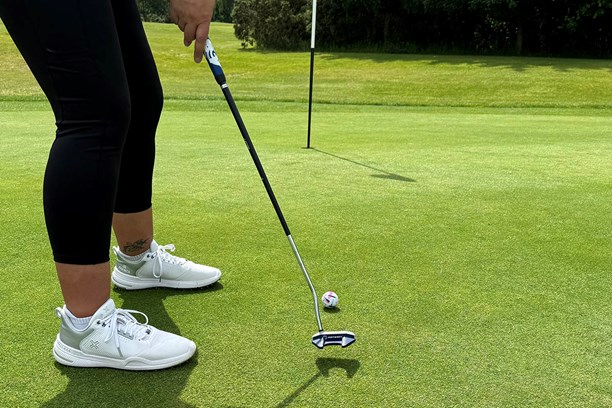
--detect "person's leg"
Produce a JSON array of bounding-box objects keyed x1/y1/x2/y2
[
  {"x1": 54, "y1": 263, "x2": 111, "y2": 317},
  {"x1": 109, "y1": 0, "x2": 162, "y2": 256},
  {"x1": 0, "y1": 0, "x2": 130, "y2": 316},
  {"x1": 106, "y1": 0, "x2": 221, "y2": 291},
  {"x1": 112, "y1": 208, "x2": 153, "y2": 256},
  {"x1": 1, "y1": 0, "x2": 199, "y2": 370}
]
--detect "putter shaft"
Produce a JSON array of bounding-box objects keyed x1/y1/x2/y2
[{"x1": 204, "y1": 38, "x2": 355, "y2": 348}]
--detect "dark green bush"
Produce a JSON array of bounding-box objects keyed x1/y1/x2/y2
[
  {"x1": 233, "y1": 0, "x2": 310, "y2": 49},
  {"x1": 136, "y1": 0, "x2": 170, "y2": 23},
  {"x1": 232, "y1": 0, "x2": 612, "y2": 57}
]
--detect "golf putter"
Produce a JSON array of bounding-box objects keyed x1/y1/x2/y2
[{"x1": 204, "y1": 38, "x2": 355, "y2": 349}]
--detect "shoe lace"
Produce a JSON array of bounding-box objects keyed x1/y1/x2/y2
[
  {"x1": 148, "y1": 243, "x2": 188, "y2": 281},
  {"x1": 101, "y1": 308, "x2": 151, "y2": 351}
]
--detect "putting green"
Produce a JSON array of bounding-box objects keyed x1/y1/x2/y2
[{"x1": 0, "y1": 22, "x2": 611, "y2": 408}]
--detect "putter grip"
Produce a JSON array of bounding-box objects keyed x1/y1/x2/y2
[{"x1": 204, "y1": 38, "x2": 226, "y2": 86}]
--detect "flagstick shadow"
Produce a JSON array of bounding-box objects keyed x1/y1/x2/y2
[
  {"x1": 275, "y1": 358, "x2": 360, "y2": 408},
  {"x1": 310, "y1": 148, "x2": 415, "y2": 182}
]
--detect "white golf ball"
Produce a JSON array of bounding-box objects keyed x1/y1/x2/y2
[{"x1": 321, "y1": 291, "x2": 339, "y2": 308}]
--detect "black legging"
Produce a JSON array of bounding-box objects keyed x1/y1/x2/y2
[{"x1": 1, "y1": 0, "x2": 161, "y2": 264}]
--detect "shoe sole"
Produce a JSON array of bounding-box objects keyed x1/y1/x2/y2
[
  {"x1": 111, "y1": 268, "x2": 221, "y2": 290},
  {"x1": 53, "y1": 335, "x2": 196, "y2": 371}
]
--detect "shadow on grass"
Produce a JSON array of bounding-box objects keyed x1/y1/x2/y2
[
  {"x1": 41, "y1": 284, "x2": 223, "y2": 408},
  {"x1": 317, "y1": 52, "x2": 612, "y2": 73},
  {"x1": 237, "y1": 46, "x2": 612, "y2": 73},
  {"x1": 311, "y1": 148, "x2": 415, "y2": 183},
  {"x1": 276, "y1": 358, "x2": 360, "y2": 408}
]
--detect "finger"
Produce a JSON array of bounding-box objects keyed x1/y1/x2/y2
[
  {"x1": 183, "y1": 23, "x2": 196, "y2": 47},
  {"x1": 193, "y1": 23, "x2": 210, "y2": 63}
]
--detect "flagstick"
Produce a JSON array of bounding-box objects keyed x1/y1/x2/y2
[{"x1": 306, "y1": 0, "x2": 317, "y2": 149}]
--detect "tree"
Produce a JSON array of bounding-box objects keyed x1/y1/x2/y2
[
  {"x1": 136, "y1": 0, "x2": 170, "y2": 23},
  {"x1": 230, "y1": 0, "x2": 612, "y2": 56},
  {"x1": 214, "y1": 0, "x2": 236, "y2": 22},
  {"x1": 233, "y1": 0, "x2": 310, "y2": 49},
  {"x1": 468, "y1": 0, "x2": 522, "y2": 54}
]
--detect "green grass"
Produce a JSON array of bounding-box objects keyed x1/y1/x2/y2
[
  {"x1": 2, "y1": 22, "x2": 612, "y2": 108},
  {"x1": 1, "y1": 22, "x2": 611, "y2": 407}
]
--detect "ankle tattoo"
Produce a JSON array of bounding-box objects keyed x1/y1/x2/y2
[{"x1": 123, "y1": 239, "x2": 149, "y2": 254}]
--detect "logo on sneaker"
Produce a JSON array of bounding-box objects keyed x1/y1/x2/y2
[
  {"x1": 89, "y1": 340, "x2": 100, "y2": 350},
  {"x1": 118, "y1": 264, "x2": 133, "y2": 275}
]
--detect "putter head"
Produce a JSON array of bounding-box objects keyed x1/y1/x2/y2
[{"x1": 312, "y1": 331, "x2": 356, "y2": 349}]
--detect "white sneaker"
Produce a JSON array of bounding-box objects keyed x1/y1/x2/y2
[
  {"x1": 111, "y1": 240, "x2": 221, "y2": 290},
  {"x1": 52, "y1": 299, "x2": 196, "y2": 370}
]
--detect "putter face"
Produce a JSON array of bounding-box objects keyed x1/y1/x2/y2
[{"x1": 312, "y1": 331, "x2": 356, "y2": 349}]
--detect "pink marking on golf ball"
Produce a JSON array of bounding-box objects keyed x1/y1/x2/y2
[{"x1": 322, "y1": 291, "x2": 339, "y2": 308}]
